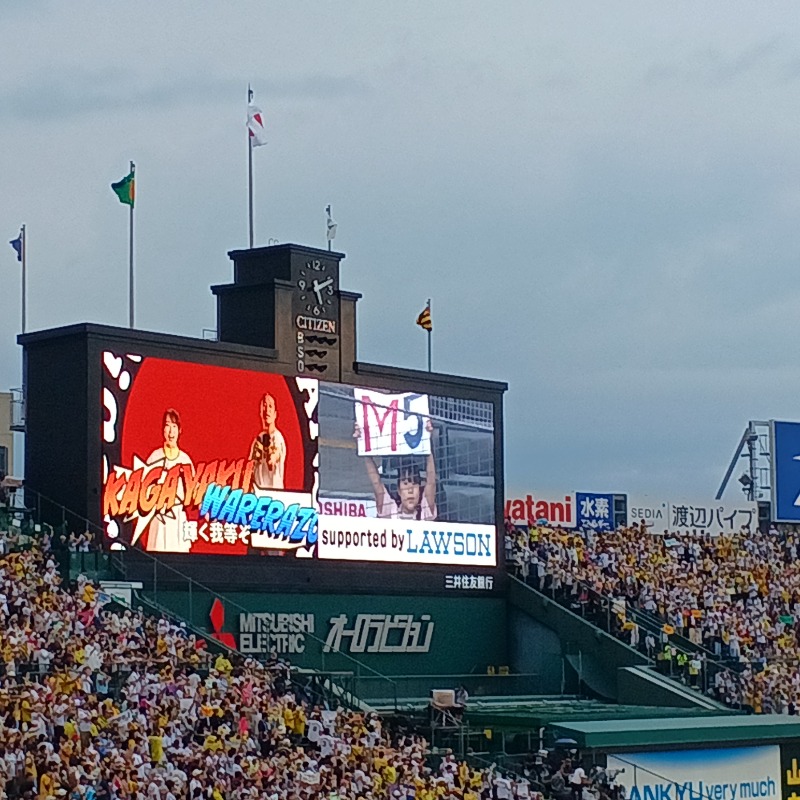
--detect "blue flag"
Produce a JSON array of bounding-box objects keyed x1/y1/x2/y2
[{"x1": 9, "y1": 234, "x2": 22, "y2": 262}]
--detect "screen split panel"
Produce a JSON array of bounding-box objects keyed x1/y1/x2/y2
[{"x1": 101, "y1": 352, "x2": 497, "y2": 568}]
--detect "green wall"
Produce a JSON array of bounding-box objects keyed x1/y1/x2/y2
[
  {"x1": 149, "y1": 589, "x2": 507, "y2": 676},
  {"x1": 507, "y1": 578, "x2": 649, "y2": 699}
]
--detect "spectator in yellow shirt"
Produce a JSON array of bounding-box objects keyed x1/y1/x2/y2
[
  {"x1": 292, "y1": 705, "x2": 306, "y2": 737},
  {"x1": 148, "y1": 730, "x2": 164, "y2": 764}
]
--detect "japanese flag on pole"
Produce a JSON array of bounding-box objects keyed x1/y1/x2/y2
[{"x1": 247, "y1": 104, "x2": 267, "y2": 147}]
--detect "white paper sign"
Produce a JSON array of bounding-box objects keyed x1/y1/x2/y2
[{"x1": 354, "y1": 389, "x2": 431, "y2": 457}]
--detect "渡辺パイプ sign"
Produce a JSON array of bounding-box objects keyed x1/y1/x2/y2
[{"x1": 627, "y1": 497, "x2": 756, "y2": 534}]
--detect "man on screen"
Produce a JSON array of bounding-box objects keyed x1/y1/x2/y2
[
  {"x1": 354, "y1": 419, "x2": 438, "y2": 520},
  {"x1": 250, "y1": 393, "x2": 287, "y2": 490},
  {"x1": 144, "y1": 408, "x2": 194, "y2": 553}
]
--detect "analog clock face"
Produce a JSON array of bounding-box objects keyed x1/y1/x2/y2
[{"x1": 296, "y1": 259, "x2": 336, "y2": 317}]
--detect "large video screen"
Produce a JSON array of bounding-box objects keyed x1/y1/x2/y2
[{"x1": 101, "y1": 352, "x2": 496, "y2": 567}]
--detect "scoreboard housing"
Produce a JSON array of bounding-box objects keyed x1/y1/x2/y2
[{"x1": 19, "y1": 244, "x2": 507, "y2": 597}]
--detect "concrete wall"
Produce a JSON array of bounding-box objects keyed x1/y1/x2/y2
[
  {"x1": 507, "y1": 578, "x2": 650, "y2": 700},
  {"x1": 507, "y1": 606, "x2": 572, "y2": 694}
]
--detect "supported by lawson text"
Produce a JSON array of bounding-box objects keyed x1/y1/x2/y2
[{"x1": 320, "y1": 527, "x2": 493, "y2": 556}]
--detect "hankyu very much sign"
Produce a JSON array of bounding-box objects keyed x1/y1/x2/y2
[
  {"x1": 771, "y1": 421, "x2": 800, "y2": 523},
  {"x1": 607, "y1": 746, "x2": 780, "y2": 800}
]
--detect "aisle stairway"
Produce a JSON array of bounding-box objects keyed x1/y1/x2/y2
[{"x1": 507, "y1": 576, "x2": 732, "y2": 711}]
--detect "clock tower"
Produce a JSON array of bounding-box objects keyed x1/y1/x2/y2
[
  {"x1": 211, "y1": 243, "x2": 359, "y2": 382},
  {"x1": 291, "y1": 252, "x2": 340, "y2": 338}
]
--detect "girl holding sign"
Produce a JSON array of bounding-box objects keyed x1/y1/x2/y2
[{"x1": 354, "y1": 419, "x2": 438, "y2": 520}]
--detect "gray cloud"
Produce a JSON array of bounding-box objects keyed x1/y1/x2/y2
[
  {"x1": 3, "y1": 1, "x2": 800, "y2": 497},
  {"x1": 642, "y1": 36, "x2": 783, "y2": 88},
  {"x1": 0, "y1": 70, "x2": 370, "y2": 121}
]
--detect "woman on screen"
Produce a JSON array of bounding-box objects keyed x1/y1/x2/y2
[
  {"x1": 144, "y1": 408, "x2": 194, "y2": 553},
  {"x1": 354, "y1": 419, "x2": 438, "y2": 521}
]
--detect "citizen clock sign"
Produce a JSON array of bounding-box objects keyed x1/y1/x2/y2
[{"x1": 292, "y1": 257, "x2": 340, "y2": 376}]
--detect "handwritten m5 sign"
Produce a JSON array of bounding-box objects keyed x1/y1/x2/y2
[{"x1": 354, "y1": 389, "x2": 431, "y2": 457}]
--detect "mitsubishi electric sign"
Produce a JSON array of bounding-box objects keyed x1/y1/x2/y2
[
  {"x1": 771, "y1": 421, "x2": 800, "y2": 523},
  {"x1": 238, "y1": 611, "x2": 435, "y2": 656},
  {"x1": 607, "y1": 747, "x2": 780, "y2": 800},
  {"x1": 203, "y1": 593, "x2": 507, "y2": 674}
]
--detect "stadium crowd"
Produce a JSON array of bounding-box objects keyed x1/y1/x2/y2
[
  {"x1": 8, "y1": 492, "x2": 800, "y2": 797},
  {"x1": 506, "y1": 518, "x2": 800, "y2": 714},
  {"x1": 0, "y1": 522, "x2": 537, "y2": 800}
]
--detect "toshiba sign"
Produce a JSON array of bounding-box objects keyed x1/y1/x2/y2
[
  {"x1": 504, "y1": 494, "x2": 575, "y2": 527},
  {"x1": 318, "y1": 497, "x2": 378, "y2": 518}
]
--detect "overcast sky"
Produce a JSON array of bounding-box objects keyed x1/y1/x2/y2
[{"x1": 2, "y1": 1, "x2": 799, "y2": 498}]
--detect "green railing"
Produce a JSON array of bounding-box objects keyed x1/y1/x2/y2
[{"x1": 354, "y1": 672, "x2": 543, "y2": 704}]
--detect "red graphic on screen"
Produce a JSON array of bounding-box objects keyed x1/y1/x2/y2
[{"x1": 103, "y1": 357, "x2": 314, "y2": 555}]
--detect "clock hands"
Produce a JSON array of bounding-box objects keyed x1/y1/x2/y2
[{"x1": 312, "y1": 277, "x2": 333, "y2": 305}]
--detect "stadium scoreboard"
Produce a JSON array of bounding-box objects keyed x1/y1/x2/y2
[{"x1": 19, "y1": 243, "x2": 507, "y2": 595}]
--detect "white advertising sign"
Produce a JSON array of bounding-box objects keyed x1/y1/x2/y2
[
  {"x1": 628, "y1": 497, "x2": 757, "y2": 535},
  {"x1": 607, "y1": 746, "x2": 780, "y2": 800},
  {"x1": 317, "y1": 515, "x2": 497, "y2": 566},
  {"x1": 504, "y1": 493, "x2": 576, "y2": 527},
  {"x1": 354, "y1": 389, "x2": 431, "y2": 457},
  {"x1": 317, "y1": 497, "x2": 378, "y2": 518}
]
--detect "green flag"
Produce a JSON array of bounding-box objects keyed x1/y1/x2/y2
[{"x1": 111, "y1": 169, "x2": 135, "y2": 207}]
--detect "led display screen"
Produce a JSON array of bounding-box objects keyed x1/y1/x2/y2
[{"x1": 101, "y1": 352, "x2": 496, "y2": 566}]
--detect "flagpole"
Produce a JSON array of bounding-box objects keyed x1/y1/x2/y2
[
  {"x1": 129, "y1": 161, "x2": 135, "y2": 329},
  {"x1": 20, "y1": 225, "x2": 26, "y2": 335},
  {"x1": 248, "y1": 85, "x2": 254, "y2": 248},
  {"x1": 427, "y1": 297, "x2": 432, "y2": 372}
]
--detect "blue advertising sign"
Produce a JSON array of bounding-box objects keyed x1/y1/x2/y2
[
  {"x1": 771, "y1": 421, "x2": 800, "y2": 522},
  {"x1": 575, "y1": 492, "x2": 614, "y2": 531}
]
